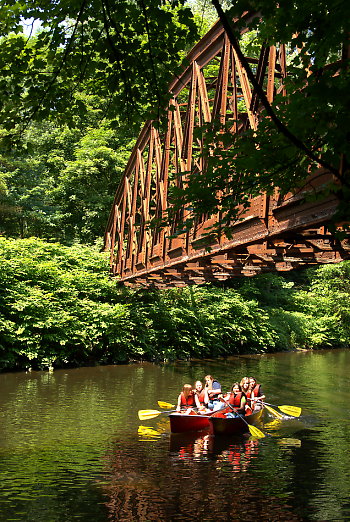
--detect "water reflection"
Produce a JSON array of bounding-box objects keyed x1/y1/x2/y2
[
  {"x1": 170, "y1": 430, "x2": 260, "y2": 473},
  {"x1": 138, "y1": 426, "x2": 162, "y2": 440},
  {"x1": 277, "y1": 438, "x2": 302, "y2": 448},
  {"x1": 103, "y1": 432, "x2": 303, "y2": 521}
]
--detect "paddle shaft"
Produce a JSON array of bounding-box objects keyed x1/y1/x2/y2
[
  {"x1": 264, "y1": 401, "x2": 284, "y2": 408},
  {"x1": 138, "y1": 408, "x2": 177, "y2": 420},
  {"x1": 257, "y1": 400, "x2": 287, "y2": 408},
  {"x1": 256, "y1": 401, "x2": 301, "y2": 417},
  {"x1": 138, "y1": 406, "x2": 201, "y2": 421},
  {"x1": 260, "y1": 403, "x2": 283, "y2": 419}
]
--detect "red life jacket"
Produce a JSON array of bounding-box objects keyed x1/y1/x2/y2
[
  {"x1": 245, "y1": 389, "x2": 253, "y2": 407},
  {"x1": 196, "y1": 390, "x2": 206, "y2": 405},
  {"x1": 252, "y1": 384, "x2": 261, "y2": 397},
  {"x1": 228, "y1": 392, "x2": 243, "y2": 408},
  {"x1": 180, "y1": 392, "x2": 195, "y2": 407}
]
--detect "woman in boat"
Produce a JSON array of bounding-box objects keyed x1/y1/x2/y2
[
  {"x1": 176, "y1": 384, "x2": 196, "y2": 412},
  {"x1": 240, "y1": 376, "x2": 253, "y2": 415},
  {"x1": 223, "y1": 382, "x2": 247, "y2": 417},
  {"x1": 204, "y1": 375, "x2": 225, "y2": 411},
  {"x1": 249, "y1": 376, "x2": 265, "y2": 410},
  {"x1": 193, "y1": 380, "x2": 206, "y2": 407},
  {"x1": 240, "y1": 376, "x2": 250, "y2": 396}
]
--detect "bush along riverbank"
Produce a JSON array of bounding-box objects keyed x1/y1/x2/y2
[{"x1": 0, "y1": 237, "x2": 349, "y2": 371}]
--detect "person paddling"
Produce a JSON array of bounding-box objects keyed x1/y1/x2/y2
[
  {"x1": 176, "y1": 384, "x2": 196, "y2": 412},
  {"x1": 223, "y1": 382, "x2": 247, "y2": 417}
]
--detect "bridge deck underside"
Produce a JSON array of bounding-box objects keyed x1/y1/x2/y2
[
  {"x1": 111, "y1": 185, "x2": 350, "y2": 288},
  {"x1": 104, "y1": 17, "x2": 350, "y2": 288}
]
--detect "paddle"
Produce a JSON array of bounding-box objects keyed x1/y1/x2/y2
[
  {"x1": 221, "y1": 399, "x2": 265, "y2": 438},
  {"x1": 259, "y1": 403, "x2": 284, "y2": 419},
  {"x1": 158, "y1": 401, "x2": 175, "y2": 409},
  {"x1": 256, "y1": 401, "x2": 302, "y2": 418},
  {"x1": 274, "y1": 404, "x2": 302, "y2": 417},
  {"x1": 139, "y1": 406, "x2": 201, "y2": 420},
  {"x1": 138, "y1": 409, "x2": 176, "y2": 420}
]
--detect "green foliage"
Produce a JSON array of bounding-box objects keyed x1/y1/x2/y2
[
  {"x1": 0, "y1": 238, "x2": 132, "y2": 369},
  {"x1": 0, "y1": 1, "x2": 199, "y2": 129},
  {"x1": 124, "y1": 286, "x2": 277, "y2": 359},
  {"x1": 0, "y1": 238, "x2": 348, "y2": 371},
  {"x1": 0, "y1": 99, "x2": 135, "y2": 242}
]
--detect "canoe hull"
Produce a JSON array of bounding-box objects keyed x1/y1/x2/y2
[
  {"x1": 169, "y1": 412, "x2": 212, "y2": 433},
  {"x1": 209, "y1": 408, "x2": 264, "y2": 436}
]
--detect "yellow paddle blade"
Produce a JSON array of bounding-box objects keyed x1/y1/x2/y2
[
  {"x1": 264, "y1": 404, "x2": 284, "y2": 419},
  {"x1": 138, "y1": 426, "x2": 161, "y2": 438},
  {"x1": 278, "y1": 405, "x2": 302, "y2": 417},
  {"x1": 247, "y1": 424, "x2": 265, "y2": 438},
  {"x1": 158, "y1": 401, "x2": 175, "y2": 409},
  {"x1": 138, "y1": 409, "x2": 162, "y2": 420}
]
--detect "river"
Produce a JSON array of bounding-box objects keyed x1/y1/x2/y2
[{"x1": 0, "y1": 348, "x2": 348, "y2": 521}]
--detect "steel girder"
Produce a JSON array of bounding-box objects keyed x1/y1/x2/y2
[{"x1": 104, "y1": 16, "x2": 350, "y2": 288}]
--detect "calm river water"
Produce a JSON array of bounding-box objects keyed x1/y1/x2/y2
[{"x1": 0, "y1": 349, "x2": 349, "y2": 521}]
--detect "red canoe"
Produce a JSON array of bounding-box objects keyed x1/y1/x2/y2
[
  {"x1": 209, "y1": 407, "x2": 264, "y2": 436},
  {"x1": 169, "y1": 410, "x2": 214, "y2": 433}
]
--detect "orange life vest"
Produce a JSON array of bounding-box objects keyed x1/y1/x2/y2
[
  {"x1": 252, "y1": 384, "x2": 261, "y2": 397},
  {"x1": 228, "y1": 391, "x2": 243, "y2": 408},
  {"x1": 180, "y1": 392, "x2": 195, "y2": 407},
  {"x1": 245, "y1": 389, "x2": 253, "y2": 408},
  {"x1": 196, "y1": 390, "x2": 206, "y2": 405}
]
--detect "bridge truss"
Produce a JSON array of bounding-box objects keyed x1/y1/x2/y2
[{"x1": 104, "y1": 15, "x2": 350, "y2": 288}]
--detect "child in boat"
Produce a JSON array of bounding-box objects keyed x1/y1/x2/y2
[
  {"x1": 222, "y1": 382, "x2": 247, "y2": 417},
  {"x1": 249, "y1": 376, "x2": 265, "y2": 410},
  {"x1": 204, "y1": 375, "x2": 225, "y2": 412},
  {"x1": 176, "y1": 384, "x2": 197, "y2": 412}
]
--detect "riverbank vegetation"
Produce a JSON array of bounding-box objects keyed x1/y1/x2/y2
[{"x1": 0, "y1": 237, "x2": 349, "y2": 371}]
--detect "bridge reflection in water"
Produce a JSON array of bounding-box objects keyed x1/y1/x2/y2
[{"x1": 104, "y1": 15, "x2": 350, "y2": 288}]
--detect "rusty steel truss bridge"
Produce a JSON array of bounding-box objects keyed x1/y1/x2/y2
[{"x1": 104, "y1": 15, "x2": 350, "y2": 288}]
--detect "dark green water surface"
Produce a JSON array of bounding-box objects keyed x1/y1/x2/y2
[{"x1": 0, "y1": 349, "x2": 348, "y2": 521}]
